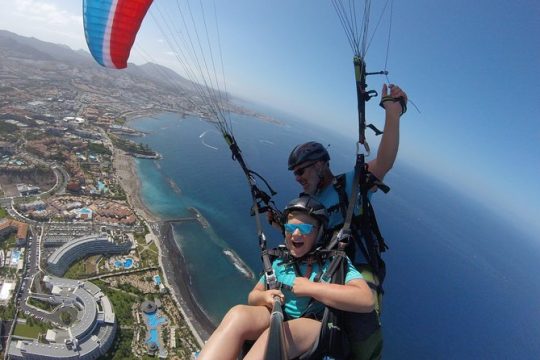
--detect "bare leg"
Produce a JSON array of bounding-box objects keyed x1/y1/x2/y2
[
  {"x1": 198, "y1": 305, "x2": 271, "y2": 360},
  {"x1": 244, "y1": 318, "x2": 322, "y2": 360}
]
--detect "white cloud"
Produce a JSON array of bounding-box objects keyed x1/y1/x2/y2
[
  {"x1": 14, "y1": 0, "x2": 81, "y2": 26},
  {"x1": 0, "y1": 0, "x2": 85, "y2": 50}
]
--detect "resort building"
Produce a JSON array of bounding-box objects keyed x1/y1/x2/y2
[
  {"x1": 7, "y1": 276, "x2": 116, "y2": 359},
  {"x1": 18, "y1": 200, "x2": 47, "y2": 212},
  {"x1": 0, "y1": 141, "x2": 16, "y2": 155},
  {"x1": 0, "y1": 219, "x2": 29, "y2": 246},
  {"x1": 47, "y1": 234, "x2": 132, "y2": 276},
  {"x1": 16, "y1": 184, "x2": 40, "y2": 197},
  {"x1": 43, "y1": 223, "x2": 93, "y2": 248},
  {"x1": 0, "y1": 280, "x2": 16, "y2": 305}
]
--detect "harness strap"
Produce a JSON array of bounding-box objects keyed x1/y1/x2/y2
[
  {"x1": 332, "y1": 172, "x2": 389, "y2": 285},
  {"x1": 223, "y1": 133, "x2": 281, "y2": 291}
]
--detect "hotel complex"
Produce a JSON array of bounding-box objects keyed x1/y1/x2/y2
[
  {"x1": 0, "y1": 219, "x2": 29, "y2": 246},
  {"x1": 47, "y1": 234, "x2": 132, "y2": 276},
  {"x1": 8, "y1": 276, "x2": 116, "y2": 359}
]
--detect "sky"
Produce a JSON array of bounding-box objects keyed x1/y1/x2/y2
[{"x1": 0, "y1": 0, "x2": 539, "y2": 238}]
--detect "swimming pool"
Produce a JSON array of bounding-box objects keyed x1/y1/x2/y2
[
  {"x1": 113, "y1": 258, "x2": 134, "y2": 269},
  {"x1": 144, "y1": 312, "x2": 167, "y2": 347},
  {"x1": 97, "y1": 181, "x2": 107, "y2": 192},
  {"x1": 10, "y1": 250, "x2": 21, "y2": 266},
  {"x1": 148, "y1": 329, "x2": 159, "y2": 344},
  {"x1": 153, "y1": 275, "x2": 161, "y2": 286}
]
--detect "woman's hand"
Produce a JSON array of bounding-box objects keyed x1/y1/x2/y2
[{"x1": 249, "y1": 286, "x2": 284, "y2": 310}]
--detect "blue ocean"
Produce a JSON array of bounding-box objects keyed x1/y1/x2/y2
[{"x1": 127, "y1": 109, "x2": 540, "y2": 359}]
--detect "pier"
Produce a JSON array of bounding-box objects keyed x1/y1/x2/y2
[{"x1": 164, "y1": 217, "x2": 198, "y2": 223}]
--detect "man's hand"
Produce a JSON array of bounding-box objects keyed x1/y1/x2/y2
[
  {"x1": 380, "y1": 83, "x2": 408, "y2": 116},
  {"x1": 267, "y1": 208, "x2": 283, "y2": 231}
]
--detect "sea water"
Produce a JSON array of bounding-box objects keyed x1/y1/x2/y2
[{"x1": 128, "y1": 111, "x2": 540, "y2": 358}]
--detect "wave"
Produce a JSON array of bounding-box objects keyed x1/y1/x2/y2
[
  {"x1": 223, "y1": 249, "x2": 255, "y2": 280},
  {"x1": 188, "y1": 207, "x2": 209, "y2": 229},
  {"x1": 165, "y1": 176, "x2": 181, "y2": 194},
  {"x1": 199, "y1": 131, "x2": 219, "y2": 150}
]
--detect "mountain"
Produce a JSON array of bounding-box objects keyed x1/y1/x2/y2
[
  {"x1": 127, "y1": 62, "x2": 197, "y2": 91},
  {"x1": 0, "y1": 30, "x2": 92, "y2": 66},
  {"x1": 0, "y1": 29, "x2": 197, "y2": 96},
  {"x1": 0, "y1": 30, "x2": 219, "y2": 119},
  {"x1": 0, "y1": 30, "x2": 279, "y2": 127}
]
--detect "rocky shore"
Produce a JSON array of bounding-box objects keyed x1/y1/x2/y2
[
  {"x1": 159, "y1": 222, "x2": 216, "y2": 339},
  {"x1": 114, "y1": 148, "x2": 216, "y2": 344}
]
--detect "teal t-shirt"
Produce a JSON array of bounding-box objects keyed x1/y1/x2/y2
[
  {"x1": 259, "y1": 256, "x2": 363, "y2": 319},
  {"x1": 314, "y1": 171, "x2": 374, "y2": 264},
  {"x1": 314, "y1": 171, "x2": 374, "y2": 231}
]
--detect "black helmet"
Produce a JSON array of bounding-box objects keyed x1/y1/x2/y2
[
  {"x1": 282, "y1": 196, "x2": 328, "y2": 229},
  {"x1": 288, "y1": 142, "x2": 330, "y2": 170}
]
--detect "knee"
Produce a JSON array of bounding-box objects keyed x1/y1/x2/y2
[
  {"x1": 221, "y1": 305, "x2": 254, "y2": 330},
  {"x1": 223, "y1": 305, "x2": 251, "y2": 322},
  {"x1": 219, "y1": 305, "x2": 266, "y2": 338}
]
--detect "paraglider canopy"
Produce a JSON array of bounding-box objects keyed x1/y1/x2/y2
[{"x1": 83, "y1": 0, "x2": 153, "y2": 69}]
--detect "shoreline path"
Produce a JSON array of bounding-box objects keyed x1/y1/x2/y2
[{"x1": 114, "y1": 149, "x2": 216, "y2": 345}]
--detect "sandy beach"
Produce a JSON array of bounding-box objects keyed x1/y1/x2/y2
[{"x1": 114, "y1": 149, "x2": 216, "y2": 343}]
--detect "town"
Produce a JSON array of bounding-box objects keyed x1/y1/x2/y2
[{"x1": 0, "y1": 30, "x2": 230, "y2": 359}]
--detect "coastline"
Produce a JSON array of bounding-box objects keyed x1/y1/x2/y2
[
  {"x1": 113, "y1": 149, "x2": 216, "y2": 344},
  {"x1": 159, "y1": 222, "x2": 216, "y2": 338}
]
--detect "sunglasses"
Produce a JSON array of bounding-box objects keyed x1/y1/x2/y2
[
  {"x1": 284, "y1": 223, "x2": 316, "y2": 235},
  {"x1": 293, "y1": 162, "x2": 316, "y2": 177}
]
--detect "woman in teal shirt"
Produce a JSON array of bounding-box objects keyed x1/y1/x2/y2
[{"x1": 198, "y1": 196, "x2": 374, "y2": 360}]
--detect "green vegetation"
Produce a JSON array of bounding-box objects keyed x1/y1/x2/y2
[
  {"x1": 134, "y1": 233, "x2": 146, "y2": 246},
  {"x1": 110, "y1": 135, "x2": 157, "y2": 157},
  {"x1": 0, "y1": 302, "x2": 16, "y2": 320},
  {"x1": 63, "y1": 258, "x2": 87, "y2": 279},
  {"x1": 89, "y1": 142, "x2": 112, "y2": 156},
  {"x1": 13, "y1": 323, "x2": 42, "y2": 339},
  {"x1": 1, "y1": 233, "x2": 17, "y2": 250},
  {"x1": 0, "y1": 206, "x2": 7, "y2": 218},
  {"x1": 13, "y1": 318, "x2": 50, "y2": 339},
  {"x1": 107, "y1": 183, "x2": 126, "y2": 200},
  {"x1": 60, "y1": 311, "x2": 74, "y2": 326},
  {"x1": 114, "y1": 117, "x2": 127, "y2": 126},
  {"x1": 80, "y1": 162, "x2": 91, "y2": 173},
  {"x1": 92, "y1": 280, "x2": 137, "y2": 327},
  {"x1": 162, "y1": 327, "x2": 169, "y2": 347},
  {"x1": 117, "y1": 282, "x2": 144, "y2": 296},
  {"x1": 139, "y1": 248, "x2": 158, "y2": 267},
  {"x1": 148, "y1": 242, "x2": 158, "y2": 253},
  {"x1": 49, "y1": 152, "x2": 68, "y2": 162},
  {"x1": 102, "y1": 327, "x2": 137, "y2": 360},
  {"x1": 0, "y1": 121, "x2": 18, "y2": 133},
  {"x1": 24, "y1": 131, "x2": 44, "y2": 141},
  {"x1": 28, "y1": 297, "x2": 56, "y2": 312}
]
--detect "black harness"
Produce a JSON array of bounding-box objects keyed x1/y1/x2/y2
[{"x1": 332, "y1": 172, "x2": 389, "y2": 288}]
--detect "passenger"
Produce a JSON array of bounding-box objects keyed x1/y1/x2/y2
[
  {"x1": 274, "y1": 84, "x2": 408, "y2": 359},
  {"x1": 197, "y1": 196, "x2": 374, "y2": 360}
]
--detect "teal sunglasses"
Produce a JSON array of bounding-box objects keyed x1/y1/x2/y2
[{"x1": 284, "y1": 223, "x2": 315, "y2": 235}]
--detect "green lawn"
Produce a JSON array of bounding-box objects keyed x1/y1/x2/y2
[
  {"x1": 13, "y1": 323, "x2": 42, "y2": 339},
  {"x1": 63, "y1": 258, "x2": 87, "y2": 279},
  {"x1": 28, "y1": 297, "x2": 56, "y2": 312},
  {"x1": 1, "y1": 233, "x2": 17, "y2": 250}
]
